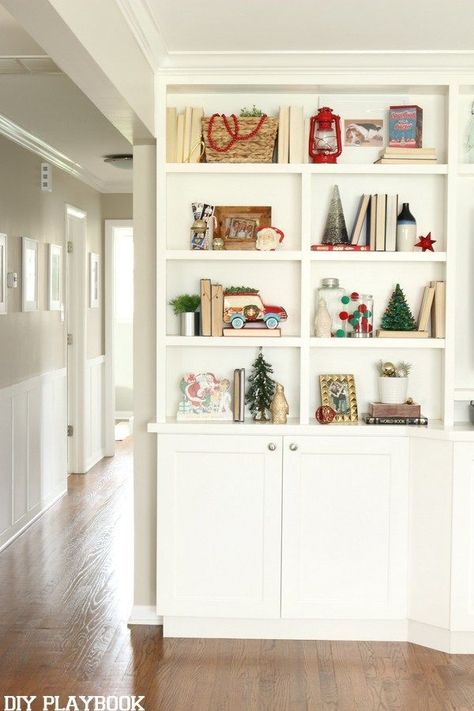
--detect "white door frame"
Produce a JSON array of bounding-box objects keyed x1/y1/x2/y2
[
  {"x1": 65, "y1": 204, "x2": 88, "y2": 474},
  {"x1": 104, "y1": 219, "x2": 133, "y2": 456}
]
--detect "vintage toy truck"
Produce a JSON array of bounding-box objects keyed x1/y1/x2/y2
[{"x1": 223, "y1": 288, "x2": 288, "y2": 329}]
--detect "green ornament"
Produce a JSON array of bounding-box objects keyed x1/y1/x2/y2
[
  {"x1": 366, "y1": 310, "x2": 372, "y2": 318},
  {"x1": 353, "y1": 310, "x2": 361, "y2": 319},
  {"x1": 341, "y1": 295, "x2": 350, "y2": 304},
  {"x1": 335, "y1": 329, "x2": 345, "y2": 337},
  {"x1": 350, "y1": 318, "x2": 358, "y2": 327}
]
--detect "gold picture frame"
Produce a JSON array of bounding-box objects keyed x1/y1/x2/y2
[
  {"x1": 214, "y1": 206, "x2": 271, "y2": 251},
  {"x1": 319, "y1": 374, "x2": 358, "y2": 423}
]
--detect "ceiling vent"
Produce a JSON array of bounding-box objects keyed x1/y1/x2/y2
[{"x1": 104, "y1": 154, "x2": 133, "y2": 170}]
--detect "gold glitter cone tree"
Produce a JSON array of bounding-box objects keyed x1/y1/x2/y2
[{"x1": 322, "y1": 185, "x2": 349, "y2": 245}]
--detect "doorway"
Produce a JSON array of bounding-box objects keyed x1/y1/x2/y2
[{"x1": 105, "y1": 220, "x2": 134, "y2": 455}]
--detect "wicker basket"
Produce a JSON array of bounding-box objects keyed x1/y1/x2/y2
[{"x1": 202, "y1": 114, "x2": 278, "y2": 163}]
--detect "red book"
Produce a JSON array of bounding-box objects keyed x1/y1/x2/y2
[{"x1": 311, "y1": 244, "x2": 371, "y2": 251}]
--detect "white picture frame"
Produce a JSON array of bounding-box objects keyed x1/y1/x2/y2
[
  {"x1": 0, "y1": 233, "x2": 6, "y2": 315},
  {"x1": 22, "y1": 237, "x2": 39, "y2": 312},
  {"x1": 89, "y1": 251, "x2": 100, "y2": 308},
  {"x1": 48, "y1": 243, "x2": 62, "y2": 311}
]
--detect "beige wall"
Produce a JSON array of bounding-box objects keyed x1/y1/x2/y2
[
  {"x1": 0, "y1": 135, "x2": 105, "y2": 388},
  {"x1": 101, "y1": 192, "x2": 132, "y2": 220},
  {"x1": 133, "y1": 143, "x2": 156, "y2": 606}
]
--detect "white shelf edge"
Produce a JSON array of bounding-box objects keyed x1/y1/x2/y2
[
  {"x1": 458, "y1": 165, "x2": 474, "y2": 176},
  {"x1": 309, "y1": 251, "x2": 447, "y2": 262},
  {"x1": 310, "y1": 337, "x2": 446, "y2": 349},
  {"x1": 166, "y1": 163, "x2": 448, "y2": 175},
  {"x1": 165, "y1": 336, "x2": 301, "y2": 347},
  {"x1": 165, "y1": 250, "x2": 302, "y2": 261},
  {"x1": 454, "y1": 388, "x2": 474, "y2": 400}
]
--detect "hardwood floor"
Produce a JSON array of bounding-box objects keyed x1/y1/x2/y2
[{"x1": 1, "y1": 438, "x2": 474, "y2": 710}]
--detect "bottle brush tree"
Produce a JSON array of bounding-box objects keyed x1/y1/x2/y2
[
  {"x1": 246, "y1": 348, "x2": 276, "y2": 421},
  {"x1": 380, "y1": 283, "x2": 417, "y2": 331}
]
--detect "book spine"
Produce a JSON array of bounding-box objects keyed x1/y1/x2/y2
[
  {"x1": 233, "y1": 369, "x2": 240, "y2": 422},
  {"x1": 211, "y1": 284, "x2": 223, "y2": 337},
  {"x1": 239, "y1": 369, "x2": 245, "y2": 422},
  {"x1": 200, "y1": 279, "x2": 212, "y2": 336},
  {"x1": 310, "y1": 245, "x2": 371, "y2": 251},
  {"x1": 166, "y1": 107, "x2": 177, "y2": 163},
  {"x1": 364, "y1": 415, "x2": 428, "y2": 425}
]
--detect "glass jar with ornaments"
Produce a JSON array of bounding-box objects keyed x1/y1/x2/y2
[
  {"x1": 315, "y1": 278, "x2": 345, "y2": 336},
  {"x1": 346, "y1": 292, "x2": 374, "y2": 338}
]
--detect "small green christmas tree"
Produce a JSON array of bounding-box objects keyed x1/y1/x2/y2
[
  {"x1": 246, "y1": 348, "x2": 276, "y2": 421},
  {"x1": 380, "y1": 283, "x2": 417, "y2": 331}
]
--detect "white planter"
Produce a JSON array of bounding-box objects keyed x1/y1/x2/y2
[{"x1": 378, "y1": 377, "x2": 408, "y2": 404}]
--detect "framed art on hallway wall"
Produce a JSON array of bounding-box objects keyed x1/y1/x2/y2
[
  {"x1": 48, "y1": 243, "x2": 62, "y2": 311},
  {"x1": 0, "y1": 233, "x2": 6, "y2": 315},
  {"x1": 89, "y1": 251, "x2": 100, "y2": 308},
  {"x1": 22, "y1": 236, "x2": 39, "y2": 312}
]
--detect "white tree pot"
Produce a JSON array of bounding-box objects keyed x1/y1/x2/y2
[{"x1": 378, "y1": 377, "x2": 408, "y2": 404}]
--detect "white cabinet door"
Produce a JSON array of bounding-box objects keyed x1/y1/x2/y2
[
  {"x1": 451, "y1": 442, "x2": 474, "y2": 631},
  {"x1": 282, "y1": 436, "x2": 409, "y2": 620},
  {"x1": 157, "y1": 434, "x2": 283, "y2": 618}
]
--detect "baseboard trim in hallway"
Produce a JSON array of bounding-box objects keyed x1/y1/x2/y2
[
  {"x1": 0, "y1": 488, "x2": 67, "y2": 553},
  {"x1": 128, "y1": 605, "x2": 163, "y2": 626}
]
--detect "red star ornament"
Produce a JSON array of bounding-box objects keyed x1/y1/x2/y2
[{"x1": 415, "y1": 232, "x2": 436, "y2": 252}]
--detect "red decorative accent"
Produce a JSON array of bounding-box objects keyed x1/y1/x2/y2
[
  {"x1": 351, "y1": 292, "x2": 359, "y2": 300},
  {"x1": 415, "y1": 232, "x2": 436, "y2": 252},
  {"x1": 339, "y1": 311, "x2": 349, "y2": 320},
  {"x1": 316, "y1": 405, "x2": 336, "y2": 424},
  {"x1": 359, "y1": 304, "x2": 367, "y2": 313},
  {"x1": 308, "y1": 107, "x2": 342, "y2": 164},
  {"x1": 207, "y1": 113, "x2": 268, "y2": 153}
]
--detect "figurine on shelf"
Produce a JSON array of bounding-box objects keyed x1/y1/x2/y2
[
  {"x1": 314, "y1": 298, "x2": 332, "y2": 337},
  {"x1": 270, "y1": 383, "x2": 289, "y2": 424},
  {"x1": 256, "y1": 226, "x2": 285, "y2": 251},
  {"x1": 177, "y1": 372, "x2": 232, "y2": 421}
]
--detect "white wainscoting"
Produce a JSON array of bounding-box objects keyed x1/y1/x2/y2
[
  {"x1": 0, "y1": 368, "x2": 67, "y2": 551},
  {"x1": 85, "y1": 355, "x2": 106, "y2": 472}
]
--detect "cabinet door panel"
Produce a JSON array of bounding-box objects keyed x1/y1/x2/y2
[
  {"x1": 157, "y1": 434, "x2": 282, "y2": 618},
  {"x1": 282, "y1": 436, "x2": 408, "y2": 620},
  {"x1": 452, "y1": 443, "x2": 474, "y2": 630}
]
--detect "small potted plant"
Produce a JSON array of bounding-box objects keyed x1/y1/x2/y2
[
  {"x1": 377, "y1": 360, "x2": 411, "y2": 404},
  {"x1": 169, "y1": 294, "x2": 201, "y2": 336}
]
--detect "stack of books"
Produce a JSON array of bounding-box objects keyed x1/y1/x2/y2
[
  {"x1": 233, "y1": 369, "x2": 245, "y2": 422},
  {"x1": 363, "y1": 402, "x2": 428, "y2": 426},
  {"x1": 374, "y1": 147, "x2": 437, "y2": 165},
  {"x1": 277, "y1": 106, "x2": 309, "y2": 164},
  {"x1": 200, "y1": 279, "x2": 224, "y2": 336},
  {"x1": 377, "y1": 280, "x2": 445, "y2": 339},
  {"x1": 166, "y1": 106, "x2": 203, "y2": 163}
]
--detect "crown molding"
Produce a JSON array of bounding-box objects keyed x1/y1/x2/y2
[
  {"x1": 0, "y1": 113, "x2": 131, "y2": 193},
  {"x1": 115, "y1": 0, "x2": 167, "y2": 70}
]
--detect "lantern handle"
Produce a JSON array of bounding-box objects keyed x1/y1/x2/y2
[{"x1": 334, "y1": 114, "x2": 342, "y2": 158}]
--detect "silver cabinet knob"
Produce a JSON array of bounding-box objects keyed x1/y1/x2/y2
[
  {"x1": 268, "y1": 442, "x2": 277, "y2": 451},
  {"x1": 289, "y1": 443, "x2": 298, "y2": 451}
]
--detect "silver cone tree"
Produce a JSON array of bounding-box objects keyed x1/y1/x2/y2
[{"x1": 322, "y1": 185, "x2": 349, "y2": 244}]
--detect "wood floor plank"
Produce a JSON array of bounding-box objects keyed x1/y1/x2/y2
[{"x1": 1, "y1": 437, "x2": 474, "y2": 711}]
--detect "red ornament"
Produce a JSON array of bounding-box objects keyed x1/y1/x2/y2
[
  {"x1": 316, "y1": 405, "x2": 336, "y2": 424},
  {"x1": 415, "y1": 232, "x2": 436, "y2": 252},
  {"x1": 359, "y1": 303, "x2": 367, "y2": 313},
  {"x1": 339, "y1": 311, "x2": 349, "y2": 320},
  {"x1": 308, "y1": 107, "x2": 342, "y2": 164},
  {"x1": 351, "y1": 291, "x2": 359, "y2": 300}
]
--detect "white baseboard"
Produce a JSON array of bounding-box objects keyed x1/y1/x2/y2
[
  {"x1": 0, "y1": 488, "x2": 67, "y2": 553},
  {"x1": 115, "y1": 411, "x2": 133, "y2": 421},
  {"x1": 408, "y1": 619, "x2": 474, "y2": 654},
  {"x1": 129, "y1": 605, "x2": 163, "y2": 626},
  {"x1": 84, "y1": 449, "x2": 105, "y2": 473}
]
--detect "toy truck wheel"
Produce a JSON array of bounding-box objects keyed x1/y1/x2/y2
[
  {"x1": 265, "y1": 315, "x2": 279, "y2": 329},
  {"x1": 231, "y1": 315, "x2": 245, "y2": 329}
]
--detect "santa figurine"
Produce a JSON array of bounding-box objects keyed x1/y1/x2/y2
[{"x1": 256, "y1": 226, "x2": 284, "y2": 251}]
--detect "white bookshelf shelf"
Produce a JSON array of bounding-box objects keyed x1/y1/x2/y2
[
  {"x1": 309, "y1": 251, "x2": 447, "y2": 262},
  {"x1": 454, "y1": 388, "x2": 474, "y2": 401},
  {"x1": 166, "y1": 250, "x2": 303, "y2": 261},
  {"x1": 166, "y1": 163, "x2": 448, "y2": 176},
  {"x1": 458, "y1": 165, "x2": 474, "y2": 176},
  {"x1": 310, "y1": 337, "x2": 446, "y2": 349},
  {"x1": 165, "y1": 336, "x2": 302, "y2": 347}
]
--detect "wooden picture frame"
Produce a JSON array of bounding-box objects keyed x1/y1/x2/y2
[
  {"x1": 22, "y1": 237, "x2": 39, "y2": 312},
  {"x1": 0, "y1": 233, "x2": 6, "y2": 315},
  {"x1": 214, "y1": 206, "x2": 271, "y2": 250},
  {"x1": 89, "y1": 252, "x2": 100, "y2": 308},
  {"x1": 319, "y1": 374, "x2": 358, "y2": 423},
  {"x1": 48, "y1": 243, "x2": 62, "y2": 311}
]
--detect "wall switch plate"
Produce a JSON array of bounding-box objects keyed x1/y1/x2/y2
[
  {"x1": 7, "y1": 272, "x2": 17, "y2": 288},
  {"x1": 41, "y1": 162, "x2": 52, "y2": 192}
]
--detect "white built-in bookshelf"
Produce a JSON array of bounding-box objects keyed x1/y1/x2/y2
[{"x1": 151, "y1": 77, "x2": 474, "y2": 432}]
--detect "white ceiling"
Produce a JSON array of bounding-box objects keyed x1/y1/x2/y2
[
  {"x1": 144, "y1": 0, "x2": 474, "y2": 53},
  {"x1": 0, "y1": 5, "x2": 132, "y2": 192}
]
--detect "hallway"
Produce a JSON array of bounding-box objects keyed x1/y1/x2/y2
[{"x1": 1, "y1": 441, "x2": 474, "y2": 710}]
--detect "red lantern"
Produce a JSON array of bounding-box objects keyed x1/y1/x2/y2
[{"x1": 308, "y1": 107, "x2": 342, "y2": 163}]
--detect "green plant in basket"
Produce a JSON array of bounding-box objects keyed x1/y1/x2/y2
[{"x1": 240, "y1": 105, "x2": 264, "y2": 117}]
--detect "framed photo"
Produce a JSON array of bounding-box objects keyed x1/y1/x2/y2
[
  {"x1": 48, "y1": 243, "x2": 62, "y2": 311},
  {"x1": 344, "y1": 119, "x2": 384, "y2": 147},
  {"x1": 214, "y1": 206, "x2": 271, "y2": 250},
  {"x1": 22, "y1": 237, "x2": 39, "y2": 312},
  {"x1": 319, "y1": 374, "x2": 358, "y2": 423},
  {"x1": 0, "y1": 233, "x2": 6, "y2": 315},
  {"x1": 89, "y1": 252, "x2": 100, "y2": 308}
]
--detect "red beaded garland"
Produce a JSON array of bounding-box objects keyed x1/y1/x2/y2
[{"x1": 207, "y1": 113, "x2": 268, "y2": 153}]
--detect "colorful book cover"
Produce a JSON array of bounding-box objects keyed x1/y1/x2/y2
[{"x1": 389, "y1": 105, "x2": 423, "y2": 148}]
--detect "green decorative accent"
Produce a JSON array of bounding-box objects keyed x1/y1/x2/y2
[
  {"x1": 353, "y1": 310, "x2": 361, "y2": 319},
  {"x1": 245, "y1": 348, "x2": 276, "y2": 422},
  {"x1": 380, "y1": 283, "x2": 417, "y2": 331},
  {"x1": 366, "y1": 310, "x2": 372, "y2": 318},
  {"x1": 169, "y1": 294, "x2": 201, "y2": 314},
  {"x1": 341, "y1": 295, "x2": 350, "y2": 304},
  {"x1": 350, "y1": 318, "x2": 358, "y2": 327},
  {"x1": 240, "y1": 105, "x2": 264, "y2": 117},
  {"x1": 321, "y1": 185, "x2": 349, "y2": 245},
  {"x1": 335, "y1": 329, "x2": 345, "y2": 337},
  {"x1": 224, "y1": 286, "x2": 259, "y2": 295}
]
